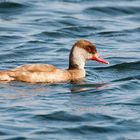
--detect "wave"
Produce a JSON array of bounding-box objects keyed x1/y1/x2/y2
[
  {"x1": 0, "y1": 1, "x2": 25, "y2": 9},
  {"x1": 97, "y1": 27, "x2": 140, "y2": 37},
  {"x1": 95, "y1": 61, "x2": 140, "y2": 71},
  {"x1": 33, "y1": 110, "x2": 118, "y2": 123},
  {"x1": 34, "y1": 31, "x2": 76, "y2": 38},
  {"x1": 0, "y1": 1, "x2": 29, "y2": 16},
  {"x1": 84, "y1": 6, "x2": 140, "y2": 16},
  {"x1": 33, "y1": 111, "x2": 83, "y2": 122}
]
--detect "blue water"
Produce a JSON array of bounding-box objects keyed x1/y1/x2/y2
[{"x1": 0, "y1": 0, "x2": 140, "y2": 139}]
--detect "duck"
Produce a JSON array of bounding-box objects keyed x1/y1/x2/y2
[{"x1": 0, "y1": 39, "x2": 109, "y2": 83}]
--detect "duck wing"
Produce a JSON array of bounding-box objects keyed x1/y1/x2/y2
[{"x1": 12, "y1": 64, "x2": 58, "y2": 72}]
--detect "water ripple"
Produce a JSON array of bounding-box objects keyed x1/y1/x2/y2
[
  {"x1": 84, "y1": 6, "x2": 140, "y2": 16},
  {"x1": 0, "y1": 0, "x2": 140, "y2": 140}
]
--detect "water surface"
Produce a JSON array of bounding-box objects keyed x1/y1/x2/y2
[{"x1": 0, "y1": 0, "x2": 140, "y2": 140}]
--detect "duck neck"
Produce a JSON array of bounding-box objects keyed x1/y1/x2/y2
[{"x1": 68, "y1": 47, "x2": 86, "y2": 70}]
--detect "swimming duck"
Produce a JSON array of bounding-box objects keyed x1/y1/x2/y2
[{"x1": 0, "y1": 39, "x2": 109, "y2": 83}]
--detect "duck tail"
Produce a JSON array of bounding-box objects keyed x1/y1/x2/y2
[{"x1": 0, "y1": 70, "x2": 15, "y2": 82}]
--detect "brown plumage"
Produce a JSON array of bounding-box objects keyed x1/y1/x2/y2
[{"x1": 0, "y1": 39, "x2": 109, "y2": 83}]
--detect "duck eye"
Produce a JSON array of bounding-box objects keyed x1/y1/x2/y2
[{"x1": 86, "y1": 46, "x2": 92, "y2": 53}]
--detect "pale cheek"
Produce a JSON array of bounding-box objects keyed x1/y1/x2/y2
[{"x1": 87, "y1": 54, "x2": 93, "y2": 60}]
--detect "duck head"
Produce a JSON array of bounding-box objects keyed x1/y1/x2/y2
[{"x1": 69, "y1": 39, "x2": 109, "y2": 69}]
